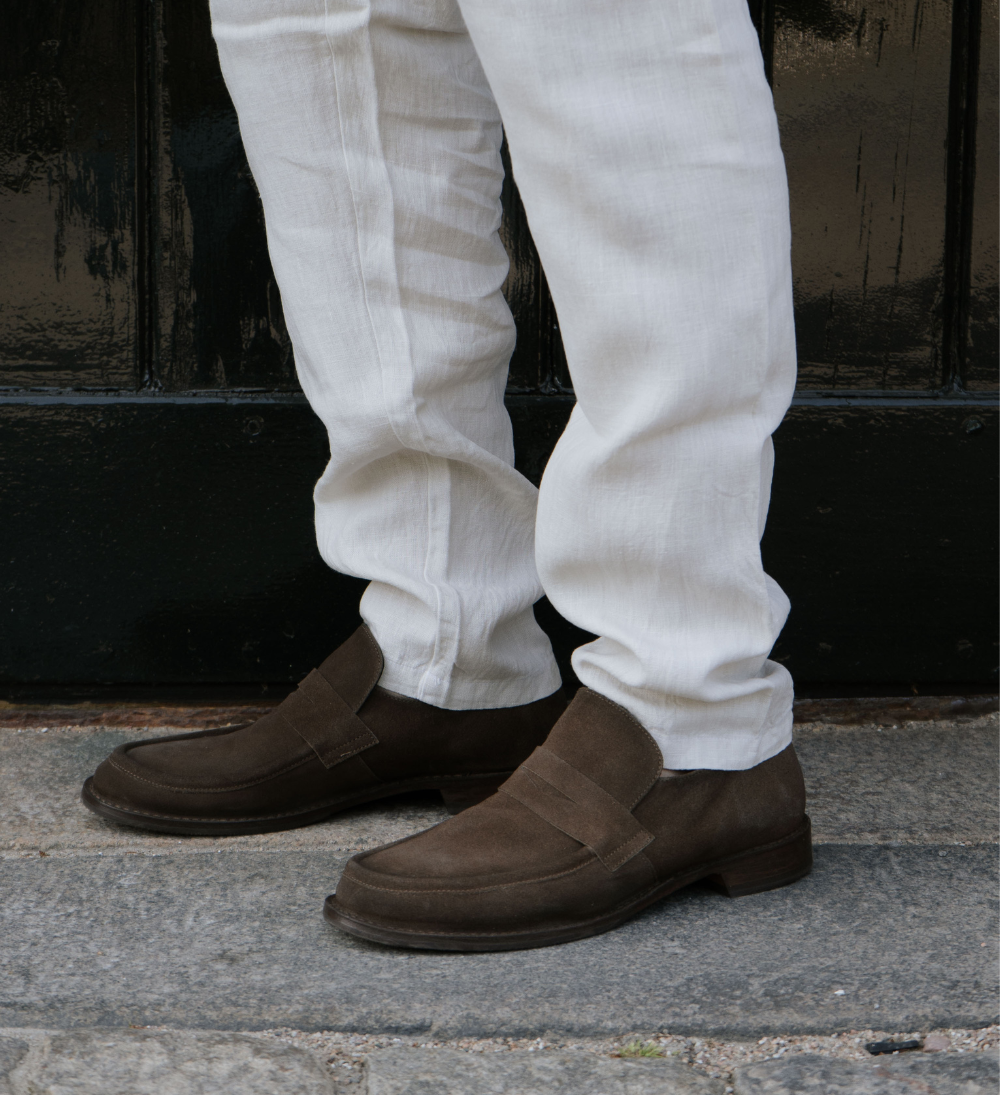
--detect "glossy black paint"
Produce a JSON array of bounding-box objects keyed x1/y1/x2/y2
[
  {"x1": 136, "y1": 0, "x2": 563, "y2": 395},
  {"x1": 0, "y1": 398, "x2": 364, "y2": 685},
  {"x1": 764, "y1": 399, "x2": 998, "y2": 684},
  {"x1": 5, "y1": 0, "x2": 988, "y2": 396},
  {"x1": 774, "y1": 0, "x2": 955, "y2": 389},
  {"x1": 944, "y1": 0, "x2": 986, "y2": 390},
  {"x1": 500, "y1": 143, "x2": 571, "y2": 397},
  {"x1": 966, "y1": 0, "x2": 999, "y2": 389},
  {"x1": 139, "y1": 0, "x2": 991, "y2": 396},
  {"x1": 150, "y1": 0, "x2": 296, "y2": 391},
  {"x1": 0, "y1": 0, "x2": 138, "y2": 387},
  {"x1": 0, "y1": 0, "x2": 996, "y2": 690},
  {"x1": 0, "y1": 398, "x2": 995, "y2": 688}
]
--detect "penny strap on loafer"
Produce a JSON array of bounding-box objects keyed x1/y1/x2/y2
[
  {"x1": 500, "y1": 746, "x2": 654, "y2": 871},
  {"x1": 278, "y1": 668, "x2": 379, "y2": 769}
]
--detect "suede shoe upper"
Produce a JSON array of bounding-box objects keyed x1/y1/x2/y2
[
  {"x1": 85, "y1": 627, "x2": 566, "y2": 830},
  {"x1": 331, "y1": 688, "x2": 808, "y2": 941}
]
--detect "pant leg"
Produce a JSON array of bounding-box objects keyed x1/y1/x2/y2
[
  {"x1": 210, "y1": 0, "x2": 561, "y2": 708},
  {"x1": 456, "y1": 0, "x2": 797, "y2": 767}
]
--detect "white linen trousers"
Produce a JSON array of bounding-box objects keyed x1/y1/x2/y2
[{"x1": 210, "y1": 0, "x2": 798, "y2": 770}]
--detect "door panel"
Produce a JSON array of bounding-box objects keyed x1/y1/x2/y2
[
  {"x1": 967, "y1": 0, "x2": 999, "y2": 389},
  {"x1": 0, "y1": 1, "x2": 138, "y2": 388},
  {"x1": 1, "y1": 0, "x2": 995, "y2": 693},
  {"x1": 151, "y1": 0, "x2": 296, "y2": 391},
  {"x1": 2, "y1": 396, "x2": 994, "y2": 687},
  {"x1": 774, "y1": 0, "x2": 954, "y2": 390},
  {"x1": 0, "y1": 398, "x2": 363, "y2": 686}
]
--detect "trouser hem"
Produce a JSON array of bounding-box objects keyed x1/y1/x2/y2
[
  {"x1": 646, "y1": 709, "x2": 794, "y2": 772},
  {"x1": 377, "y1": 652, "x2": 564, "y2": 712}
]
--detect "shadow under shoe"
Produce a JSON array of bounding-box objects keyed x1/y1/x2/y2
[
  {"x1": 324, "y1": 688, "x2": 812, "y2": 951},
  {"x1": 81, "y1": 626, "x2": 567, "y2": 836}
]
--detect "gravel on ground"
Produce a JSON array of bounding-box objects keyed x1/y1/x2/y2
[{"x1": 250, "y1": 1024, "x2": 1000, "y2": 1090}]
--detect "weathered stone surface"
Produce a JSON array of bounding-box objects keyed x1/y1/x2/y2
[
  {"x1": 0, "y1": 728, "x2": 449, "y2": 859},
  {"x1": 2, "y1": 719, "x2": 995, "y2": 859},
  {"x1": 1, "y1": 715, "x2": 996, "y2": 1040},
  {"x1": 5, "y1": 1030, "x2": 333, "y2": 1095},
  {"x1": 733, "y1": 1049, "x2": 999, "y2": 1094},
  {"x1": 0, "y1": 1037, "x2": 29, "y2": 1095},
  {"x1": 1, "y1": 845, "x2": 995, "y2": 1036},
  {"x1": 793, "y1": 718, "x2": 998, "y2": 844},
  {"x1": 365, "y1": 1047, "x2": 722, "y2": 1094}
]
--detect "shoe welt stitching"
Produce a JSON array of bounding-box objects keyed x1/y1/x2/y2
[{"x1": 85, "y1": 785, "x2": 371, "y2": 824}]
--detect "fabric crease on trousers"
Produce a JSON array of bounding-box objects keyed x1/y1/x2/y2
[{"x1": 211, "y1": 0, "x2": 798, "y2": 770}]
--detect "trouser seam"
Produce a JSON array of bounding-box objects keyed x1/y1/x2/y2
[{"x1": 324, "y1": 0, "x2": 459, "y2": 702}]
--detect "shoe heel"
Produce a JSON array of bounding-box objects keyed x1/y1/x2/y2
[
  {"x1": 703, "y1": 818, "x2": 813, "y2": 898},
  {"x1": 438, "y1": 778, "x2": 503, "y2": 815}
]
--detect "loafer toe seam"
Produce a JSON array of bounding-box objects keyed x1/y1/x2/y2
[
  {"x1": 334, "y1": 845, "x2": 754, "y2": 941},
  {"x1": 341, "y1": 821, "x2": 809, "y2": 906},
  {"x1": 105, "y1": 751, "x2": 316, "y2": 793},
  {"x1": 331, "y1": 873, "x2": 664, "y2": 938},
  {"x1": 341, "y1": 854, "x2": 600, "y2": 896}
]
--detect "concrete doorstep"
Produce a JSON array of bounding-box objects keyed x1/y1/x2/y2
[
  {"x1": 2, "y1": 843, "x2": 996, "y2": 1034},
  {"x1": 0, "y1": 1030, "x2": 997, "y2": 1094},
  {"x1": 4, "y1": 716, "x2": 998, "y2": 857},
  {"x1": 0, "y1": 711, "x2": 996, "y2": 1091}
]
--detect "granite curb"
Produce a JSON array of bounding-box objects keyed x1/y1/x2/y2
[
  {"x1": 733, "y1": 1049, "x2": 999, "y2": 1093},
  {"x1": 0, "y1": 1029, "x2": 333, "y2": 1094},
  {"x1": 1, "y1": 1032, "x2": 996, "y2": 1094}
]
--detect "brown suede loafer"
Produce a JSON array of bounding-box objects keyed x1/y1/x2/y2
[
  {"x1": 82, "y1": 626, "x2": 567, "y2": 836},
  {"x1": 324, "y1": 688, "x2": 811, "y2": 951}
]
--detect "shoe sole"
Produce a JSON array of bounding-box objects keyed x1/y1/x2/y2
[
  {"x1": 322, "y1": 817, "x2": 813, "y2": 952},
  {"x1": 80, "y1": 774, "x2": 509, "y2": 836}
]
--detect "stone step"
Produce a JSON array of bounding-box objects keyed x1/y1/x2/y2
[
  {"x1": 1, "y1": 844, "x2": 995, "y2": 1036},
  {"x1": 2, "y1": 716, "x2": 996, "y2": 858},
  {"x1": 1, "y1": 1032, "x2": 996, "y2": 1094},
  {"x1": 1, "y1": 714, "x2": 995, "y2": 1043}
]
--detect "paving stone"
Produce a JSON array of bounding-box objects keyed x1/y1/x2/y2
[
  {"x1": 365, "y1": 1047, "x2": 722, "y2": 1094},
  {"x1": 1, "y1": 845, "x2": 995, "y2": 1036},
  {"x1": 0, "y1": 1037, "x2": 29, "y2": 1095},
  {"x1": 794, "y1": 719, "x2": 999, "y2": 844},
  {"x1": 0, "y1": 728, "x2": 450, "y2": 858},
  {"x1": 2, "y1": 718, "x2": 996, "y2": 859},
  {"x1": 733, "y1": 1049, "x2": 999, "y2": 1094},
  {"x1": 1, "y1": 1029, "x2": 334, "y2": 1094}
]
